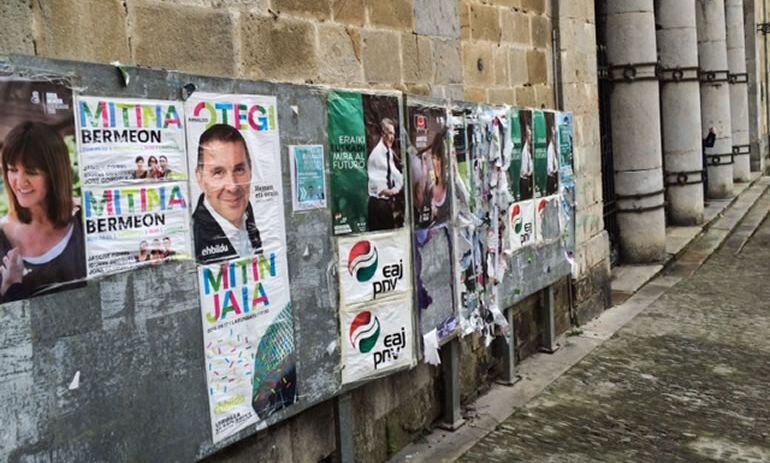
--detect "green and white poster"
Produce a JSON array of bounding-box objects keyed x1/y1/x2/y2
[
  {"x1": 533, "y1": 110, "x2": 548, "y2": 198},
  {"x1": 327, "y1": 91, "x2": 404, "y2": 235},
  {"x1": 510, "y1": 109, "x2": 533, "y2": 201},
  {"x1": 289, "y1": 145, "x2": 326, "y2": 211}
]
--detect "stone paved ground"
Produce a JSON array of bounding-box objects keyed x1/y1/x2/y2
[{"x1": 459, "y1": 199, "x2": 770, "y2": 462}]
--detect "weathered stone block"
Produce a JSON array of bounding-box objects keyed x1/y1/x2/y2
[
  {"x1": 489, "y1": 0, "x2": 522, "y2": 8},
  {"x1": 560, "y1": 0, "x2": 594, "y2": 22},
  {"x1": 509, "y1": 47, "x2": 529, "y2": 84},
  {"x1": 241, "y1": 15, "x2": 318, "y2": 82},
  {"x1": 462, "y1": 42, "x2": 494, "y2": 86},
  {"x1": 522, "y1": 0, "x2": 546, "y2": 14},
  {"x1": 515, "y1": 85, "x2": 536, "y2": 107},
  {"x1": 273, "y1": 0, "x2": 330, "y2": 20},
  {"x1": 469, "y1": 3, "x2": 501, "y2": 42},
  {"x1": 534, "y1": 84, "x2": 555, "y2": 108},
  {"x1": 575, "y1": 172, "x2": 604, "y2": 209},
  {"x1": 34, "y1": 0, "x2": 130, "y2": 63},
  {"x1": 488, "y1": 87, "x2": 516, "y2": 105},
  {"x1": 530, "y1": 13, "x2": 551, "y2": 49},
  {"x1": 494, "y1": 46, "x2": 509, "y2": 85},
  {"x1": 432, "y1": 38, "x2": 463, "y2": 84},
  {"x1": 366, "y1": 0, "x2": 414, "y2": 30},
  {"x1": 362, "y1": 29, "x2": 402, "y2": 84},
  {"x1": 402, "y1": 33, "x2": 434, "y2": 84},
  {"x1": 575, "y1": 230, "x2": 610, "y2": 274},
  {"x1": 575, "y1": 201, "x2": 605, "y2": 245},
  {"x1": 500, "y1": 9, "x2": 530, "y2": 45},
  {"x1": 415, "y1": 0, "x2": 460, "y2": 38},
  {"x1": 464, "y1": 85, "x2": 487, "y2": 103},
  {"x1": 0, "y1": 0, "x2": 34, "y2": 54},
  {"x1": 333, "y1": 0, "x2": 365, "y2": 25},
  {"x1": 459, "y1": 0, "x2": 471, "y2": 40},
  {"x1": 527, "y1": 49, "x2": 548, "y2": 84},
  {"x1": 318, "y1": 25, "x2": 364, "y2": 84}
]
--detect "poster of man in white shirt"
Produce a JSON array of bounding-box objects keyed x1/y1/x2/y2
[
  {"x1": 545, "y1": 112, "x2": 560, "y2": 196},
  {"x1": 518, "y1": 110, "x2": 534, "y2": 200},
  {"x1": 367, "y1": 118, "x2": 404, "y2": 231}
]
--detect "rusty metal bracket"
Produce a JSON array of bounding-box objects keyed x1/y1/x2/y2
[
  {"x1": 607, "y1": 62, "x2": 659, "y2": 82},
  {"x1": 665, "y1": 169, "x2": 705, "y2": 187},
  {"x1": 659, "y1": 66, "x2": 699, "y2": 83},
  {"x1": 699, "y1": 69, "x2": 730, "y2": 83},
  {"x1": 732, "y1": 144, "x2": 751, "y2": 156},
  {"x1": 705, "y1": 153, "x2": 734, "y2": 166},
  {"x1": 729, "y1": 73, "x2": 749, "y2": 84}
]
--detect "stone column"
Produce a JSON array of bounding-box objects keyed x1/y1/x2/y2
[
  {"x1": 726, "y1": 0, "x2": 752, "y2": 180},
  {"x1": 742, "y1": 0, "x2": 765, "y2": 172},
  {"x1": 655, "y1": 0, "x2": 705, "y2": 225},
  {"x1": 606, "y1": 0, "x2": 666, "y2": 263},
  {"x1": 697, "y1": 0, "x2": 735, "y2": 198}
]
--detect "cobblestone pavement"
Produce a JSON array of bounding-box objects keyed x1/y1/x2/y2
[{"x1": 459, "y1": 202, "x2": 770, "y2": 462}]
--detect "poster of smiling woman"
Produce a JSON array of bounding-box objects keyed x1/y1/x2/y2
[{"x1": 0, "y1": 79, "x2": 86, "y2": 302}]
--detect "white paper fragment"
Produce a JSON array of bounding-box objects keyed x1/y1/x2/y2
[
  {"x1": 423, "y1": 329, "x2": 441, "y2": 366},
  {"x1": 326, "y1": 340, "x2": 337, "y2": 356},
  {"x1": 68, "y1": 371, "x2": 80, "y2": 390},
  {"x1": 303, "y1": 245, "x2": 310, "y2": 257},
  {"x1": 291, "y1": 105, "x2": 299, "y2": 116}
]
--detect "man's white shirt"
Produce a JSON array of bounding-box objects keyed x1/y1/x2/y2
[
  {"x1": 547, "y1": 141, "x2": 559, "y2": 175},
  {"x1": 519, "y1": 141, "x2": 533, "y2": 178},
  {"x1": 367, "y1": 139, "x2": 404, "y2": 197},
  {"x1": 203, "y1": 196, "x2": 254, "y2": 257}
]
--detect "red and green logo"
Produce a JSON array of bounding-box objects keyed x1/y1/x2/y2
[
  {"x1": 350, "y1": 311, "x2": 381, "y2": 354},
  {"x1": 511, "y1": 204, "x2": 523, "y2": 234},
  {"x1": 348, "y1": 241, "x2": 378, "y2": 282}
]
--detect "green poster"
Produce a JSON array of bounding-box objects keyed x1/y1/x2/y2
[
  {"x1": 558, "y1": 112, "x2": 574, "y2": 171},
  {"x1": 328, "y1": 92, "x2": 368, "y2": 234},
  {"x1": 507, "y1": 109, "x2": 523, "y2": 201},
  {"x1": 533, "y1": 110, "x2": 548, "y2": 198},
  {"x1": 328, "y1": 91, "x2": 405, "y2": 235}
]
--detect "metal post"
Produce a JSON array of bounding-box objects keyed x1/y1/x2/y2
[
  {"x1": 540, "y1": 285, "x2": 560, "y2": 353},
  {"x1": 496, "y1": 307, "x2": 521, "y2": 386},
  {"x1": 438, "y1": 337, "x2": 465, "y2": 430},
  {"x1": 334, "y1": 392, "x2": 355, "y2": 463}
]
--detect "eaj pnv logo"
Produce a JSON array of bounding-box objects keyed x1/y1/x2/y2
[
  {"x1": 511, "y1": 204, "x2": 523, "y2": 234},
  {"x1": 350, "y1": 311, "x2": 381, "y2": 354},
  {"x1": 348, "y1": 241, "x2": 379, "y2": 282}
]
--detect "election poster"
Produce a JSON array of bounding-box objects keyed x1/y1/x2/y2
[
  {"x1": 83, "y1": 182, "x2": 193, "y2": 277},
  {"x1": 512, "y1": 109, "x2": 534, "y2": 201},
  {"x1": 198, "y1": 255, "x2": 296, "y2": 443},
  {"x1": 407, "y1": 104, "x2": 450, "y2": 230},
  {"x1": 75, "y1": 96, "x2": 187, "y2": 186},
  {"x1": 185, "y1": 93, "x2": 286, "y2": 265},
  {"x1": 328, "y1": 91, "x2": 405, "y2": 235},
  {"x1": 509, "y1": 200, "x2": 536, "y2": 250},
  {"x1": 0, "y1": 78, "x2": 86, "y2": 302},
  {"x1": 534, "y1": 110, "x2": 558, "y2": 198},
  {"x1": 340, "y1": 295, "x2": 415, "y2": 384},
  {"x1": 289, "y1": 145, "x2": 326, "y2": 211},
  {"x1": 558, "y1": 112, "x2": 576, "y2": 256},
  {"x1": 337, "y1": 229, "x2": 411, "y2": 307},
  {"x1": 451, "y1": 109, "x2": 490, "y2": 333},
  {"x1": 535, "y1": 195, "x2": 561, "y2": 243},
  {"x1": 408, "y1": 101, "x2": 457, "y2": 342}
]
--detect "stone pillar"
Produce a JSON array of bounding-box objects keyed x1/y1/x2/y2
[
  {"x1": 655, "y1": 0, "x2": 705, "y2": 225},
  {"x1": 697, "y1": 0, "x2": 735, "y2": 198},
  {"x1": 606, "y1": 0, "x2": 666, "y2": 263},
  {"x1": 742, "y1": 0, "x2": 766, "y2": 172},
  {"x1": 726, "y1": 0, "x2": 752, "y2": 180}
]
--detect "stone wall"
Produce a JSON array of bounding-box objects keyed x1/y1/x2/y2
[{"x1": 0, "y1": 0, "x2": 609, "y2": 461}]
